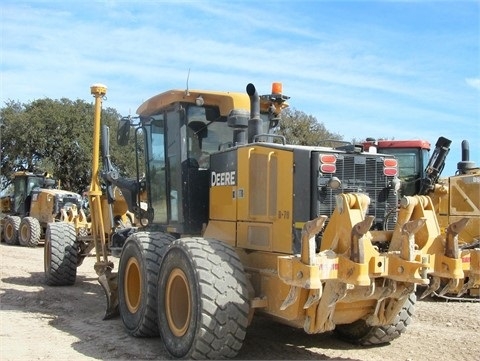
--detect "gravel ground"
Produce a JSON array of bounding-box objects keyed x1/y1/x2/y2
[{"x1": 1, "y1": 242, "x2": 479, "y2": 361}]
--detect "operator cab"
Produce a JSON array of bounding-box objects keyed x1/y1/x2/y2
[
  {"x1": 140, "y1": 101, "x2": 229, "y2": 234},
  {"x1": 116, "y1": 85, "x2": 288, "y2": 236},
  {"x1": 10, "y1": 172, "x2": 56, "y2": 216},
  {"x1": 363, "y1": 139, "x2": 431, "y2": 197}
]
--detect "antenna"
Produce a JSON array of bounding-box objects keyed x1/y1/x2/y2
[{"x1": 185, "y1": 68, "x2": 191, "y2": 96}]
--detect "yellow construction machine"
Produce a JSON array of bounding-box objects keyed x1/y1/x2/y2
[
  {"x1": 0, "y1": 171, "x2": 88, "y2": 247},
  {"x1": 363, "y1": 137, "x2": 480, "y2": 299},
  {"x1": 45, "y1": 82, "x2": 467, "y2": 359}
]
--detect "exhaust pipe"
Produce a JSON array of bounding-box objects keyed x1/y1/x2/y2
[
  {"x1": 457, "y1": 140, "x2": 476, "y2": 174},
  {"x1": 246, "y1": 83, "x2": 262, "y2": 143},
  {"x1": 461, "y1": 140, "x2": 470, "y2": 162}
]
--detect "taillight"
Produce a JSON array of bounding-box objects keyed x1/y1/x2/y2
[
  {"x1": 384, "y1": 167, "x2": 398, "y2": 176},
  {"x1": 384, "y1": 158, "x2": 397, "y2": 167},
  {"x1": 384, "y1": 158, "x2": 398, "y2": 176},
  {"x1": 319, "y1": 154, "x2": 337, "y2": 173},
  {"x1": 320, "y1": 164, "x2": 336, "y2": 173}
]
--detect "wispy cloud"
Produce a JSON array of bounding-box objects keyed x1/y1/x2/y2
[
  {"x1": 1, "y1": 0, "x2": 479, "y2": 175},
  {"x1": 466, "y1": 78, "x2": 480, "y2": 90}
]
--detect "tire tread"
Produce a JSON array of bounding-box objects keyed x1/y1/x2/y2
[{"x1": 44, "y1": 222, "x2": 78, "y2": 286}]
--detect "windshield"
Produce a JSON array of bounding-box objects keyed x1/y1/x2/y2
[
  {"x1": 381, "y1": 148, "x2": 422, "y2": 196},
  {"x1": 185, "y1": 105, "x2": 280, "y2": 167},
  {"x1": 186, "y1": 105, "x2": 231, "y2": 168}
]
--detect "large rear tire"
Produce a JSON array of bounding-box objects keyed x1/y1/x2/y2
[
  {"x1": 334, "y1": 292, "x2": 416, "y2": 345},
  {"x1": 3, "y1": 216, "x2": 21, "y2": 245},
  {"x1": 44, "y1": 222, "x2": 78, "y2": 286},
  {"x1": 118, "y1": 232, "x2": 174, "y2": 337},
  {"x1": 19, "y1": 217, "x2": 41, "y2": 247},
  {"x1": 157, "y1": 237, "x2": 250, "y2": 359}
]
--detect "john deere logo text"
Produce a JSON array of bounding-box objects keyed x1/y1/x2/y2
[{"x1": 211, "y1": 171, "x2": 236, "y2": 186}]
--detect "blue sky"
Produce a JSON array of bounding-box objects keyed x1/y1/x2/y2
[{"x1": 1, "y1": 0, "x2": 479, "y2": 176}]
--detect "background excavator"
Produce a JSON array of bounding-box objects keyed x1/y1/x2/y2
[
  {"x1": 363, "y1": 137, "x2": 480, "y2": 299},
  {"x1": 44, "y1": 82, "x2": 467, "y2": 359}
]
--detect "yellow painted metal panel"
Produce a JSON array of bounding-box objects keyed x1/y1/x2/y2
[
  {"x1": 237, "y1": 222, "x2": 272, "y2": 251},
  {"x1": 236, "y1": 145, "x2": 294, "y2": 253},
  {"x1": 137, "y1": 89, "x2": 251, "y2": 117},
  {"x1": 209, "y1": 185, "x2": 237, "y2": 221},
  {"x1": 203, "y1": 220, "x2": 236, "y2": 247}
]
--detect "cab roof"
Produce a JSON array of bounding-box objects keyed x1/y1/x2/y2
[{"x1": 136, "y1": 89, "x2": 251, "y2": 117}]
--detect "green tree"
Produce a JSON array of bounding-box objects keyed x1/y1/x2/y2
[
  {"x1": 0, "y1": 98, "x2": 138, "y2": 194},
  {"x1": 0, "y1": 97, "x2": 344, "y2": 195},
  {"x1": 276, "y1": 107, "x2": 343, "y2": 146}
]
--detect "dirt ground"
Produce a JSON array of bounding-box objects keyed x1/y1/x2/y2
[{"x1": 1, "y1": 242, "x2": 479, "y2": 361}]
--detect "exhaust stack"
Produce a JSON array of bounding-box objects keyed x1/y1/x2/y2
[
  {"x1": 457, "y1": 140, "x2": 477, "y2": 174},
  {"x1": 246, "y1": 83, "x2": 262, "y2": 143}
]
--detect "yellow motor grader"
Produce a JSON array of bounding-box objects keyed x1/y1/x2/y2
[
  {"x1": 0, "y1": 171, "x2": 88, "y2": 247},
  {"x1": 45, "y1": 82, "x2": 467, "y2": 359}
]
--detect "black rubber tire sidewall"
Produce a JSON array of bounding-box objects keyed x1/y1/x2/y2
[
  {"x1": 334, "y1": 292, "x2": 416, "y2": 345},
  {"x1": 157, "y1": 242, "x2": 200, "y2": 358},
  {"x1": 4, "y1": 216, "x2": 21, "y2": 245},
  {"x1": 19, "y1": 217, "x2": 41, "y2": 247},
  {"x1": 157, "y1": 237, "x2": 250, "y2": 359},
  {"x1": 118, "y1": 232, "x2": 174, "y2": 337},
  {"x1": 44, "y1": 222, "x2": 78, "y2": 286}
]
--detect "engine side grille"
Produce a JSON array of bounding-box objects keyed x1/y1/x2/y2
[
  {"x1": 54, "y1": 195, "x2": 82, "y2": 216},
  {"x1": 317, "y1": 153, "x2": 397, "y2": 230}
]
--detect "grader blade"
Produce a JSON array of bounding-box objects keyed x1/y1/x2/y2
[{"x1": 96, "y1": 264, "x2": 119, "y2": 320}]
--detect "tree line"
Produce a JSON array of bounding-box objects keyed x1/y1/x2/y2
[{"x1": 0, "y1": 98, "x2": 342, "y2": 195}]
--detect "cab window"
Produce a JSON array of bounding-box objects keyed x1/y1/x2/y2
[{"x1": 186, "y1": 105, "x2": 230, "y2": 168}]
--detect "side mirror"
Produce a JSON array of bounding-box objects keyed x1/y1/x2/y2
[
  {"x1": 117, "y1": 117, "x2": 131, "y2": 146},
  {"x1": 43, "y1": 178, "x2": 56, "y2": 188}
]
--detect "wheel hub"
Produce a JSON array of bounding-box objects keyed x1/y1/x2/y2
[
  {"x1": 124, "y1": 258, "x2": 142, "y2": 313},
  {"x1": 165, "y1": 268, "x2": 191, "y2": 337}
]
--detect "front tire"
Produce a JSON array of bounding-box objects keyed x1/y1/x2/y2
[
  {"x1": 44, "y1": 222, "x2": 78, "y2": 286},
  {"x1": 118, "y1": 232, "x2": 174, "y2": 337},
  {"x1": 19, "y1": 217, "x2": 41, "y2": 247},
  {"x1": 157, "y1": 237, "x2": 250, "y2": 359},
  {"x1": 3, "y1": 216, "x2": 21, "y2": 245},
  {"x1": 335, "y1": 292, "x2": 416, "y2": 345}
]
